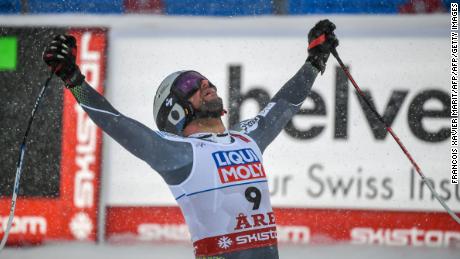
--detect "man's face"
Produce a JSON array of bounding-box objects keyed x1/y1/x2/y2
[{"x1": 188, "y1": 79, "x2": 224, "y2": 114}]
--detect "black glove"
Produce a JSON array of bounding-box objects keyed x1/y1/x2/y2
[
  {"x1": 306, "y1": 19, "x2": 339, "y2": 74},
  {"x1": 42, "y1": 34, "x2": 85, "y2": 88}
]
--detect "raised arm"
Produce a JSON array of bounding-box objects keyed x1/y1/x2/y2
[
  {"x1": 231, "y1": 20, "x2": 339, "y2": 152},
  {"x1": 42, "y1": 34, "x2": 193, "y2": 185}
]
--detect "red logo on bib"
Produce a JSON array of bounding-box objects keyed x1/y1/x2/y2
[{"x1": 212, "y1": 149, "x2": 266, "y2": 183}]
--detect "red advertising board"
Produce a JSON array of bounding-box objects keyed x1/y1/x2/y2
[
  {"x1": 0, "y1": 28, "x2": 107, "y2": 245},
  {"x1": 105, "y1": 206, "x2": 460, "y2": 248}
]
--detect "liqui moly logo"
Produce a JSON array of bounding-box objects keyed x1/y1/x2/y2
[{"x1": 212, "y1": 148, "x2": 266, "y2": 183}]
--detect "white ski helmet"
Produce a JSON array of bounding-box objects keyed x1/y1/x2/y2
[{"x1": 153, "y1": 70, "x2": 210, "y2": 135}]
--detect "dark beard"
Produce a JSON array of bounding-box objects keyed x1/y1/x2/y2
[{"x1": 196, "y1": 97, "x2": 224, "y2": 118}]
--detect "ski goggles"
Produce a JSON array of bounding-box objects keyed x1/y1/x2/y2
[{"x1": 172, "y1": 71, "x2": 215, "y2": 100}]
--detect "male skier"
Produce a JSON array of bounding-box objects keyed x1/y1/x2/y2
[{"x1": 42, "y1": 20, "x2": 338, "y2": 259}]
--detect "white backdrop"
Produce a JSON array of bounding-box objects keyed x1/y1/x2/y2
[{"x1": 94, "y1": 15, "x2": 456, "y2": 211}]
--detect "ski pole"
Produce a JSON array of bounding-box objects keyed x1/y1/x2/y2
[
  {"x1": 331, "y1": 48, "x2": 460, "y2": 225},
  {"x1": 0, "y1": 71, "x2": 54, "y2": 251}
]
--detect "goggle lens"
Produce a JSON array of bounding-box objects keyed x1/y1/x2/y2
[{"x1": 172, "y1": 71, "x2": 207, "y2": 100}]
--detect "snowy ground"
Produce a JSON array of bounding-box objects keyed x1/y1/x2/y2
[{"x1": 1, "y1": 243, "x2": 460, "y2": 259}]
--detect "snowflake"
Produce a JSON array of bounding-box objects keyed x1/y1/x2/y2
[{"x1": 217, "y1": 236, "x2": 233, "y2": 249}]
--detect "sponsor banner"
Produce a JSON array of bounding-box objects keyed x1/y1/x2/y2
[
  {"x1": 0, "y1": 28, "x2": 107, "y2": 245},
  {"x1": 194, "y1": 227, "x2": 277, "y2": 256},
  {"x1": 213, "y1": 148, "x2": 266, "y2": 184},
  {"x1": 105, "y1": 206, "x2": 460, "y2": 248},
  {"x1": 106, "y1": 23, "x2": 457, "y2": 212},
  {"x1": 59, "y1": 28, "x2": 106, "y2": 241},
  {"x1": 0, "y1": 201, "x2": 58, "y2": 244},
  {"x1": 101, "y1": 16, "x2": 458, "y2": 246}
]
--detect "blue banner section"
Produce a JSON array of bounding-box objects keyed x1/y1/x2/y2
[
  {"x1": 289, "y1": 0, "x2": 456, "y2": 14},
  {"x1": 28, "y1": 0, "x2": 123, "y2": 13},
  {"x1": 289, "y1": 0, "x2": 406, "y2": 14},
  {"x1": 163, "y1": 0, "x2": 272, "y2": 15},
  {"x1": 0, "y1": 0, "x2": 20, "y2": 13}
]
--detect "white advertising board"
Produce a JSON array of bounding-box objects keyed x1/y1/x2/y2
[{"x1": 101, "y1": 15, "x2": 456, "y2": 212}]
